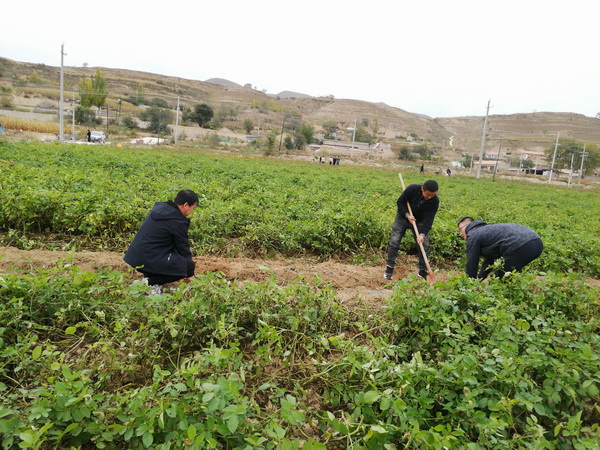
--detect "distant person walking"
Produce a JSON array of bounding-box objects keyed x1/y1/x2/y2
[
  {"x1": 384, "y1": 180, "x2": 439, "y2": 280},
  {"x1": 420, "y1": 164, "x2": 424, "y2": 173},
  {"x1": 87, "y1": 130, "x2": 91, "y2": 142},
  {"x1": 124, "y1": 190, "x2": 199, "y2": 293},
  {"x1": 457, "y1": 217, "x2": 544, "y2": 279}
]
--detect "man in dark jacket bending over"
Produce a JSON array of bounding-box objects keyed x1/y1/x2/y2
[
  {"x1": 124, "y1": 190, "x2": 198, "y2": 289},
  {"x1": 385, "y1": 180, "x2": 439, "y2": 280},
  {"x1": 458, "y1": 217, "x2": 543, "y2": 279}
]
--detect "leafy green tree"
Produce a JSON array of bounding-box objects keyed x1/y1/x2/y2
[
  {"x1": 396, "y1": 145, "x2": 416, "y2": 160},
  {"x1": 74, "y1": 106, "x2": 100, "y2": 126},
  {"x1": 521, "y1": 158, "x2": 535, "y2": 169},
  {"x1": 294, "y1": 123, "x2": 315, "y2": 149},
  {"x1": 209, "y1": 114, "x2": 223, "y2": 129},
  {"x1": 190, "y1": 103, "x2": 214, "y2": 127},
  {"x1": 293, "y1": 134, "x2": 306, "y2": 150},
  {"x1": 121, "y1": 116, "x2": 137, "y2": 129},
  {"x1": 284, "y1": 135, "x2": 294, "y2": 150},
  {"x1": 371, "y1": 118, "x2": 379, "y2": 135},
  {"x1": 461, "y1": 153, "x2": 473, "y2": 168},
  {"x1": 353, "y1": 125, "x2": 374, "y2": 144},
  {"x1": 217, "y1": 105, "x2": 238, "y2": 121},
  {"x1": 264, "y1": 132, "x2": 278, "y2": 156},
  {"x1": 243, "y1": 118, "x2": 255, "y2": 134},
  {"x1": 414, "y1": 144, "x2": 431, "y2": 158},
  {"x1": 545, "y1": 139, "x2": 600, "y2": 175},
  {"x1": 139, "y1": 106, "x2": 172, "y2": 134},
  {"x1": 127, "y1": 84, "x2": 147, "y2": 106},
  {"x1": 284, "y1": 116, "x2": 302, "y2": 132},
  {"x1": 78, "y1": 78, "x2": 94, "y2": 107},
  {"x1": 150, "y1": 98, "x2": 170, "y2": 108},
  {"x1": 29, "y1": 71, "x2": 42, "y2": 83},
  {"x1": 78, "y1": 68, "x2": 108, "y2": 108},
  {"x1": 322, "y1": 121, "x2": 338, "y2": 139}
]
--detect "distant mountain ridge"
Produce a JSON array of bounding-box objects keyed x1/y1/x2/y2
[
  {"x1": 205, "y1": 78, "x2": 242, "y2": 88},
  {"x1": 273, "y1": 91, "x2": 312, "y2": 99},
  {"x1": 205, "y1": 78, "x2": 312, "y2": 100},
  {"x1": 2, "y1": 57, "x2": 599, "y2": 152}
]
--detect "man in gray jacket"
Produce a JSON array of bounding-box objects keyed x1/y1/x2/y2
[{"x1": 458, "y1": 217, "x2": 543, "y2": 279}]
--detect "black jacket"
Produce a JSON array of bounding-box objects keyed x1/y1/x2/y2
[
  {"x1": 124, "y1": 201, "x2": 193, "y2": 276},
  {"x1": 464, "y1": 220, "x2": 541, "y2": 278},
  {"x1": 396, "y1": 184, "x2": 439, "y2": 235}
]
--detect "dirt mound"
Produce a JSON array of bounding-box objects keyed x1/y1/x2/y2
[{"x1": 0, "y1": 247, "x2": 437, "y2": 307}]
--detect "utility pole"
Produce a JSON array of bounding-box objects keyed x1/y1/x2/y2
[
  {"x1": 567, "y1": 153, "x2": 575, "y2": 188},
  {"x1": 578, "y1": 144, "x2": 588, "y2": 184},
  {"x1": 71, "y1": 99, "x2": 75, "y2": 141},
  {"x1": 351, "y1": 118, "x2": 357, "y2": 159},
  {"x1": 59, "y1": 44, "x2": 66, "y2": 142},
  {"x1": 492, "y1": 142, "x2": 501, "y2": 182},
  {"x1": 476, "y1": 99, "x2": 491, "y2": 179},
  {"x1": 549, "y1": 133, "x2": 560, "y2": 183},
  {"x1": 174, "y1": 96, "x2": 180, "y2": 144},
  {"x1": 278, "y1": 115, "x2": 286, "y2": 153}
]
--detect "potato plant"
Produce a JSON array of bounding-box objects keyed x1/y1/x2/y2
[
  {"x1": 1, "y1": 141, "x2": 598, "y2": 276},
  {"x1": 0, "y1": 140, "x2": 599, "y2": 448},
  {"x1": 0, "y1": 267, "x2": 598, "y2": 448}
]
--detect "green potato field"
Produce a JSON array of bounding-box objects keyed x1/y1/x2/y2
[
  {"x1": 0, "y1": 141, "x2": 599, "y2": 449},
  {"x1": 0, "y1": 141, "x2": 598, "y2": 276}
]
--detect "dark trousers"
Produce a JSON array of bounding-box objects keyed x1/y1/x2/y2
[
  {"x1": 141, "y1": 259, "x2": 195, "y2": 286},
  {"x1": 483, "y1": 238, "x2": 544, "y2": 279},
  {"x1": 386, "y1": 215, "x2": 430, "y2": 272}
]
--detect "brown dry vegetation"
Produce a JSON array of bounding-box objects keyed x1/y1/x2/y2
[{"x1": 2, "y1": 56, "x2": 600, "y2": 156}]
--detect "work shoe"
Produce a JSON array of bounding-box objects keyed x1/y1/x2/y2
[
  {"x1": 417, "y1": 270, "x2": 428, "y2": 280},
  {"x1": 384, "y1": 266, "x2": 394, "y2": 280},
  {"x1": 150, "y1": 284, "x2": 163, "y2": 295}
]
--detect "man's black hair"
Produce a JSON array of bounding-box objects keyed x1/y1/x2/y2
[
  {"x1": 423, "y1": 180, "x2": 439, "y2": 192},
  {"x1": 457, "y1": 216, "x2": 474, "y2": 226},
  {"x1": 174, "y1": 189, "x2": 199, "y2": 205}
]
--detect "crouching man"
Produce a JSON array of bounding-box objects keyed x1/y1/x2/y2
[
  {"x1": 458, "y1": 217, "x2": 543, "y2": 279},
  {"x1": 124, "y1": 190, "x2": 198, "y2": 291}
]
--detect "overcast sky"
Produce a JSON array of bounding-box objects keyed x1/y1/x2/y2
[{"x1": 1, "y1": 0, "x2": 597, "y2": 118}]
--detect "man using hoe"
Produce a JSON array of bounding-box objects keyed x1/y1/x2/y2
[
  {"x1": 124, "y1": 189, "x2": 198, "y2": 293},
  {"x1": 457, "y1": 217, "x2": 543, "y2": 279},
  {"x1": 385, "y1": 179, "x2": 439, "y2": 280}
]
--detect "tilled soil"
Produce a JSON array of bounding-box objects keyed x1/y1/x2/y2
[{"x1": 0, "y1": 246, "x2": 443, "y2": 307}]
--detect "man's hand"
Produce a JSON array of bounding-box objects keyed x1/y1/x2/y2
[
  {"x1": 417, "y1": 233, "x2": 425, "y2": 245},
  {"x1": 406, "y1": 213, "x2": 416, "y2": 224}
]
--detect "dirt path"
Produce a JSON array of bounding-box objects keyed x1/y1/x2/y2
[{"x1": 1, "y1": 246, "x2": 443, "y2": 307}]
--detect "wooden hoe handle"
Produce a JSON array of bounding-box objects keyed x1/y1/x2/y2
[{"x1": 398, "y1": 173, "x2": 435, "y2": 283}]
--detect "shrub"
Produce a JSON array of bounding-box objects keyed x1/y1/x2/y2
[{"x1": 121, "y1": 115, "x2": 137, "y2": 129}]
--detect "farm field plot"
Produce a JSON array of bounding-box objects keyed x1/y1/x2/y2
[
  {"x1": 0, "y1": 141, "x2": 599, "y2": 449},
  {"x1": 1, "y1": 141, "x2": 598, "y2": 276}
]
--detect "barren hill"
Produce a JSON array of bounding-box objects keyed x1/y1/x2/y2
[{"x1": 1, "y1": 57, "x2": 599, "y2": 153}]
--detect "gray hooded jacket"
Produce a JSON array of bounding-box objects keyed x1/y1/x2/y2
[{"x1": 465, "y1": 220, "x2": 541, "y2": 278}]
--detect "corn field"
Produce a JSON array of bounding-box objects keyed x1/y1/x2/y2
[{"x1": 0, "y1": 115, "x2": 85, "y2": 135}]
